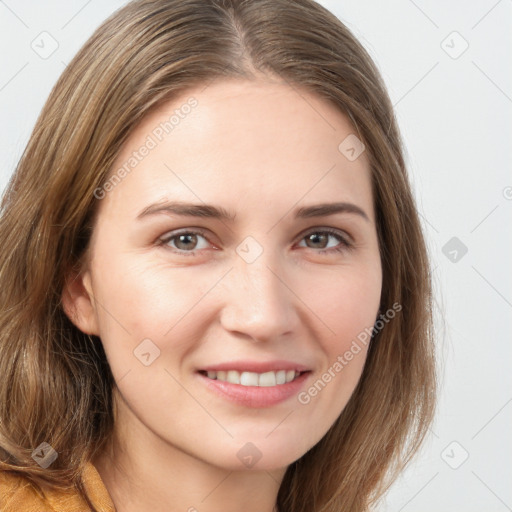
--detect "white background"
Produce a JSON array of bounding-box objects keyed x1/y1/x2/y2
[{"x1": 1, "y1": 1, "x2": 511, "y2": 511}]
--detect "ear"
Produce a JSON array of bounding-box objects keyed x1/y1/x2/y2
[{"x1": 61, "y1": 266, "x2": 100, "y2": 336}]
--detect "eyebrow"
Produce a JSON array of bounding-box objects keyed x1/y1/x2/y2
[{"x1": 136, "y1": 200, "x2": 370, "y2": 223}]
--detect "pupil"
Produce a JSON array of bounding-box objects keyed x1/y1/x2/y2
[
  {"x1": 177, "y1": 234, "x2": 196, "y2": 250},
  {"x1": 309, "y1": 233, "x2": 327, "y2": 248}
]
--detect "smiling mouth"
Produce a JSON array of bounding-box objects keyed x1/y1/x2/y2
[{"x1": 198, "y1": 369, "x2": 308, "y2": 387}]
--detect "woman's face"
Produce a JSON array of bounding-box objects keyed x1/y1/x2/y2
[{"x1": 66, "y1": 78, "x2": 382, "y2": 472}]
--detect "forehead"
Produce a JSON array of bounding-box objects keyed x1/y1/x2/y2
[{"x1": 99, "y1": 78, "x2": 374, "y2": 223}]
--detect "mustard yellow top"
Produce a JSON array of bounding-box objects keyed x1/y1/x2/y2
[{"x1": 0, "y1": 462, "x2": 115, "y2": 511}]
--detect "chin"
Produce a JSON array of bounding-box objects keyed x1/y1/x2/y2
[{"x1": 200, "y1": 433, "x2": 316, "y2": 472}]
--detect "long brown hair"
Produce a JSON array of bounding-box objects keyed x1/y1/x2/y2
[{"x1": 0, "y1": 0, "x2": 436, "y2": 510}]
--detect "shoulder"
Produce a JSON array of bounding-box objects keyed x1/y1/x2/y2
[
  {"x1": 0, "y1": 469, "x2": 54, "y2": 511},
  {"x1": 0, "y1": 462, "x2": 114, "y2": 511}
]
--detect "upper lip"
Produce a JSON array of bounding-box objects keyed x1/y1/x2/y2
[{"x1": 199, "y1": 360, "x2": 311, "y2": 373}]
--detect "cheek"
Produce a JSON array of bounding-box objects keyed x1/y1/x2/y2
[
  {"x1": 91, "y1": 257, "x2": 214, "y2": 356},
  {"x1": 315, "y1": 267, "x2": 381, "y2": 345},
  {"x1": 295, "y1": 273, "x2": 379, "y2": 428},
  {"x1": 303, "y1": 264, "x2": 380, "y2": 403}
]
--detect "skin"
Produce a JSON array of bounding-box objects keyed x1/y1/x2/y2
[{"x1": 63, "y1": 77, "x2": 382, "y2": 512}]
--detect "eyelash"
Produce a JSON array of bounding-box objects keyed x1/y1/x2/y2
[{"x1": 158, "y1": 228, "x2": 353, "y2": 257}]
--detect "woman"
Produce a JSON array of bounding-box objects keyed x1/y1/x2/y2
[{"x1": 0, "y1": 0, "x2": 436, "y2": 511}]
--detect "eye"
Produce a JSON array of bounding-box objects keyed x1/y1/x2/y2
[
  {"x1": 160, "y1": 229, "x2": 211, "y2": 256},
  {"x1": 158, "y1": 227, "x2": 353, "y2": 257},
  {"x1": 297, "y1": 228, "x2": 353, "y2": 254}
]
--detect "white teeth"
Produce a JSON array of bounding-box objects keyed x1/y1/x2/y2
[
  {"x1": 204, "y1": 369, "x2": 301, "y2": 386},
  {"x1": 259, "y1": 371, "x2": 276, "y2": 387},
  {"x1": 240, "y1": 371, "x2": 259, "y2": 386},
  {"x1": 226, "y1": 370, "x2": 240, "y2": 384}
]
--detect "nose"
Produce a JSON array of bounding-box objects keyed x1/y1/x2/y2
[{"x1": 219, "y1": 250, "x2": 300, "y2": 343}]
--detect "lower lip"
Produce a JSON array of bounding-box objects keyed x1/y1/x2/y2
[{"x1": 196, "y1": 371, "x2": 311, "y2": 408}]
